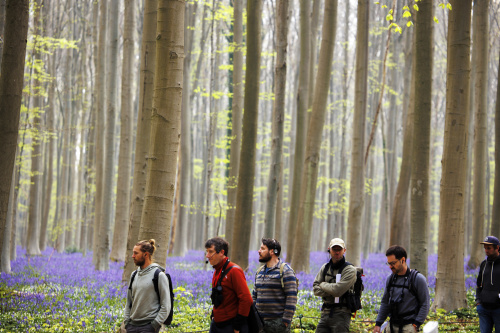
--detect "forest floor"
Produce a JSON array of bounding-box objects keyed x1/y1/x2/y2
[{"x1": 0, "y1": 248, "x2": 480, "y2": 332}]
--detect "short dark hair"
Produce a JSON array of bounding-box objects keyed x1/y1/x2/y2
[
  {"x1": 205, "y1": 237, "x2": 229, "y2": 256},
  {"x1": 261, "y1": 238, "x2": 281, "y2": 256},
  {"x1": 386, "y1": 245, "x2": 407, "y2": 260}
]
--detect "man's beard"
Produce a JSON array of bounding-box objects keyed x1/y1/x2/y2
[
  {"x1": 259, "y1": 253, "x2": 271, "y2": 263},
  {"x1": 134, "y1": 258, "x2": 145, "y2": 267}
]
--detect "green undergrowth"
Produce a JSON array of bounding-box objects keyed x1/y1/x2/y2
[{"x1": 0, "y1": 285, "x2": 480, "y2": 333}]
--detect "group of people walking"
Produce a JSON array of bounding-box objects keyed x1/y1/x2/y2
[{"x1": 120, "y1": 235, "x2": 500, "y2": 333}]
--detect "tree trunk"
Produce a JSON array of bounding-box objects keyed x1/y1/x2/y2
[
  {"x1": 122, "y1": 0, "x2": 157, "y2": 282},
  {"x1": 225, "y1": 0, "x2": 244, "y2": 246},
  {"x1": 286, "y1": 0, "x2": 310, "y2": 263},
  {"x1": 346, "y1": 0, "x2": 369, "y2": 267},
  {"x1": 93, "y1": 0, "x2": 107, "y2": 263},
  {"x1": 138, "y1": 0, "x2": 185, "y2": 268},
  {"x1": 291, "y1": 0, "x2": 338, "y2": 273},
  {"x1": 0, "y1": 0, "x2": 29, "y2": 271},
  {"x1": 0, "y1": 0, "x2": 5, "y2": 70},
  {"x1": 110, "y1": 0, "x2": 135, "y2": 262},
  {"x1": 467, "y1": 0, "x2": 489, "y2": 269},
  {"x1": 434, "y1": 0, "x2": 472, "y2": 312},
  {"x1": 264, "y1": 0, "x2": 289, "y2": 237},
  {"x1": 174, "y1": 0, "x2": 197, "y2": 257},
  {"x1": 231, "y1": 0, "x2": 262, "y2": 269},
  {"x1": 390, "y1": 28, "x2": 415, "y2": 247},
  {"x1": 410, "y1": 0, "x2": 433, "y2": 276},
  {"x1": 96, "y1": 0, "x2": 120, "y2": 271},
  {"x1": 492, "y1": 52, "x2": 500, "y2": 237},
  {"x1": 1, "y1": 167, "x2": 15, "y2": 272}
]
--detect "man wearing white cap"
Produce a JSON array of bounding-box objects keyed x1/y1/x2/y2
[
  {"x1": 476, "y1": 235, "x2": 500, "y2": 333},
  {"x1": 313, "y1": 238, "x2": 357, "y2": 332}
]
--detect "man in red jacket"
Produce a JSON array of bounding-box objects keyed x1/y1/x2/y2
[{"x1": 206, "y1": 237, "x2": 253, "y2": 333}]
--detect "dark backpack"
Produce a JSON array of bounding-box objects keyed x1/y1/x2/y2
[
  {"x1": 321, "y1": 261, "x2": 364, "y2": 313},
  {"x1": 129, "y1": 267, "x2": 174, "y2": 325}
]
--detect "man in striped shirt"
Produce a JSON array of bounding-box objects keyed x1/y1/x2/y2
[{"x1": 252, "y1": 238, "x2": 298, "y2": 333}]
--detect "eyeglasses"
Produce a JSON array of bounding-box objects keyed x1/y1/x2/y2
[{"x1": 385, "y1": 259, "x2": 400, "y2": 267}]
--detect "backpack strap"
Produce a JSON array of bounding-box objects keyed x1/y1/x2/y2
[
  {"x1": 407, "y1": 269, "x2": 419, "y2": 298},
  {"x1": 153, "y1": 268, "x2": 162, "y2": 304},
  {"x1": 322, "y1": 261, "x2": 332, "y2": 282},
  {"x1": 128, "y1": 270, "x2": 138, "y2": 308},
  {"x1": 279, "y1": 262, "x2": 286, "y2": 288},
  {"x1": 217, "y1": 260, "x2": 233, "y2": 287}
]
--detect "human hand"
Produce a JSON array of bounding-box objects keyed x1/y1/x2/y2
[{"x1": 373, "y1": 325, "x2": 381, "y2": 333}]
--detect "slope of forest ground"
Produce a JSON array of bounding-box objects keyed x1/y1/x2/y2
[{"x1": 0, "y1": 249, "x2": 480, "y2": 332}]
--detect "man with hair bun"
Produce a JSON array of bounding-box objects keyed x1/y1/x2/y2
[{"x1": 122, "y1": 239, "x2": 171, "y2": 333}]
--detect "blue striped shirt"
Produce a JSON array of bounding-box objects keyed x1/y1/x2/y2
[{"x1": 252, "y1": 259, "x2": 298, "y2": 324}]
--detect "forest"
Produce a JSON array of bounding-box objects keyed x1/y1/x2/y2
[{"x1": 0, "y1": 0, "x2": 499, "y2": 331}]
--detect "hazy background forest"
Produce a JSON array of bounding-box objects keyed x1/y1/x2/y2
[{"x1": 1, "y1": 0, "x2": 500, "y2": 312}]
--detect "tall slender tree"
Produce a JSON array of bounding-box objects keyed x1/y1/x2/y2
[
  {"x1": 434, "y1": 0, "x2": 472, "y2": 312},
  {"x1": 96, "y1": 0, "x2": 120, "y2": 270},
  {"x1": 110, "y1": 0, "x2": 135, "y2": 262},
  {"x1": 231, "y1": 0, "x2": 263, "y2": 269},
  {"x1": 467, "y1": 0, "x2": 489, "y2": 269},
  {"x1": 264, "y1": 0, "x2": 289, "y2": 237},
  {"x1": 225, "y1": 0, "x2": 244, "y2": 246},
  {"x1": 92, "y1": 0, "x2": 107, "y2": 263},
  {"x1": 122, "y1": 0, "x2": 158, "y2": 282},
  {"x1": 0, "y1": 0, "x2": 29, "y2": 271},
  {"x1": 174, "y1": 0, "x2": 197, "y2": 257},
  {"x1": 410, "y1": 0, "x2": 433, "y2": 276},
  {"x1": 492, "y1": 52, "x2": 500, "y2": 238},
  {"x1": 291, "y1": 0, "x2": 338, "y2": 273},
  {"x1": 138, "y1": 0, "x2": 185, "y2": 267},
  {"x1": 286, "y1": 0, "x2": 311, "y2": 262},
  {"x1": 346, "y1": 0, "x2": 369, "y2": 266}
]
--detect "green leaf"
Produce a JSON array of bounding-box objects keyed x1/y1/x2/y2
[
  {"x1": 386, "y1": 14, "x2": 393, "y2": 21},
  {"x1": 434, "y1": 16, "x2": 439, "y2": 23},
  {"x1": 407, "y1": 21, "x2": 413, "y2": 27},
  {"x1": 382, "y1": 5, "x2": 387, "y2": 9},
  {"x1": 447, "y1": 3, "x2": 452, "y2": 10},
  {"x1": 438, "y1": 3, "x2": 445, "y2": 8},
  {"x1": 375, "y1": 2, "x2": 380, "y2": 4},
  {"x1": 402, "y1": 5, "x2": 409, "y2": 10},
  {"x1": 403, "y1": 10, "x2": 411, "y2": 18},
  {"x1": 395, "y1": 26, "x2": 402, "y2": 34},
  {"x1": 413, "y1": 4, "x2": 419, "y2": 11}
]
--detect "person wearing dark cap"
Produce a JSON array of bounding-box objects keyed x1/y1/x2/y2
[
  {"x1": 476, "y1": 235, "x2": 500, "y2": 333},
  {"x1": 313, "y1": 238, "x2": 357, "y2": 332}
]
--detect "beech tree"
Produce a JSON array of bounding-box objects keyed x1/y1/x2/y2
[
  {"x1": 224, "y1": 0, "x2": 244, "y2": 246},
  {"x1": 346, "y1": 0, "x2": 369, "y2": 266},
  {"x1": 110, "y1": 0, "x2": 135, "y2": 262},
  {"x1": 123, "y1": 0, "x2": 157, "y2": 282},
  {"x1": 434, "y1": 0, "x2": 472, "y2": 312},
  {"x1": 138, "y1": 0, "x2": 185, "y2": 267},
  {"x1": 0, "y1": 0, "x2": 29, "y2": 272},
  {"x1": 467, "y1": 0, "x2": 489, "y2": 269},
  {"x1": 286, "y1": 0, "x2": 310, "y2": 262},
  {"x1": 232, "y1": 0, "x2": 263, "y2": 269},
  {"x1": 410, "y1": 0, "x2": 433, "y2": 276},
  {"x1": 291, "y1": 0, "x2": 338, "y2": 273}
]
